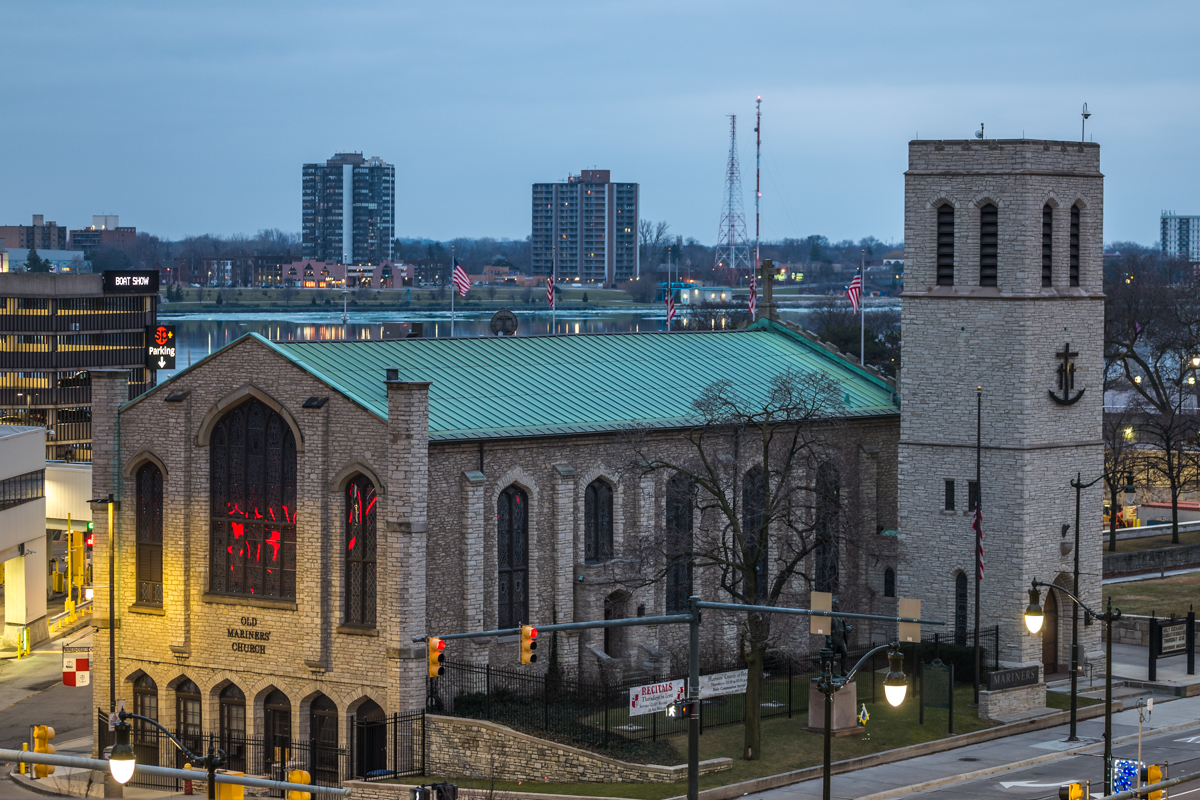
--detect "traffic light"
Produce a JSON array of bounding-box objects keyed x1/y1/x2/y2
[
  {"x1": 32, "y1": 725, "x2": 56, "y2": 778},
  {"x1": 666, "y1": 700, "x2": 696, "y2": 719},
  {"x1": 1141, "y1": 764, "x2": 1165, "y2": 800},
  {"x1": 427, "y1": 637, "x2": 445, "y2": 678},
  {"x1": 520, "y1": 625, "x2": 538, "y2": 664},
  {"x1": 1058, "y1": 782, "x2": 1086, "y2": 800}
]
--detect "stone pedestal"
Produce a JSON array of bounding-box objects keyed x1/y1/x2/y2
[{"x1": 806, "y1": 681, "x2": 858, "y2": 736}]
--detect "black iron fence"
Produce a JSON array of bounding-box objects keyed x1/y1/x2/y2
[
  {"x1": 96, "y1": 709, "x2": 423, "y2": 792},
  {"x1": 429, "y1": 626, "x2": 999, "y2": 755}
]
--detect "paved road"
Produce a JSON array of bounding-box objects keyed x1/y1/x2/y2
[{"x1": 0, "y1": 631, "x2": 94, "y2": 752}]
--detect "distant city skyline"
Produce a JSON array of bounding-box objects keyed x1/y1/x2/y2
[{"x1": 1, "y1": 2, "x2": 1196, "y2": 246}]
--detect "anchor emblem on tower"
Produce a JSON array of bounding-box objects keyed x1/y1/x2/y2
[{"x1": 1049, "y1": 342, "x2": 1085, "y2": 406}]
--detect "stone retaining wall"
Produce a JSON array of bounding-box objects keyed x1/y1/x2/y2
[
  {"x1": 425, "y1": 714, "x2": 731, "y2": 784},
  {"x1": 1107, "y1": 615, "x2": 1199, "y2": 650},
  {"x1": 978, "y1": 684, "x2": 1046, "y2": 720},
  {"x1": 1103, "y1": 543, "x2": 1200, "y2": 576}
]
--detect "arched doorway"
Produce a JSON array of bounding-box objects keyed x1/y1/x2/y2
[
  {"x1": 219, "y1": 684, "x2": 247, "y2": 773},
  {"x1": 132, "y1": 675, "x2": 160, "y2": 767},
  {"x1": 264, "y1": 689, "x2": 292, "y2": 773},
  {"x1": 309, "y1": 695, "x2": 339, "y2": 784},
  {"x1": 603, "y1": 593, "x2": 627, "y2": 658},
  {"x1": 954, "y1": 573, "x2": 968, "y2": 645},
  {"x1": 174, "y1": 679, "x2": 202, "y2": 765},
  {"x1": 354, "y1": 700, "x2": 387, "y2": 778},
  {"x1": 1042, "y1": 590, "x2": 1060, "y2": 674}
]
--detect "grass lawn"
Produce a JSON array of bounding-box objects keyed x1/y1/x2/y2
[
  {"x1": 413, "y1": 675, "x2": 996, "y2": 800},
  {"x1": 1109, "y1": 528, "x2": 1200, "y2": 553},
  {"x1": 1046, "y1": 692, "x2": 1102, "y2": 710},
  {"x1": 1103, "y1": 572, "x2": 1200, "y2": 618}
]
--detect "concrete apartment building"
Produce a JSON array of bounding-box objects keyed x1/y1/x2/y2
[
  {"x1": 70, "y1": 215, "x2": 137, "y2": 257},
  {"x1": 0, "y1": 214, "x2": 69, "y2": 252},
  {"x1": 531, "y1": 169, "x2": 639, "y2": 285},
  {"x1": 0, "y1": 426, "x2": 49, "y2": 649},
  {"x1": 1160, "y1": 211, "x2": 1200, "y2": 261},
  {"x1": 302, "y1": 153, "x2": 395, "y2": 265}
]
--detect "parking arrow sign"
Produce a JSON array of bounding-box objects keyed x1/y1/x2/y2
[{"x1": 146, "y1": 324, "x2": 177, "y2": 370}]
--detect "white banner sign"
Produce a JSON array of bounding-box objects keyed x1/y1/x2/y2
[
  {"x1": 628, "y1": 670, "x2": 749, "y2": 716},
  {"x1": 629, "y1": 680, "x2": 685, "y2": 717},
  {"x1": 699, "y1": 669, "x2": 748, "y2": 699}
]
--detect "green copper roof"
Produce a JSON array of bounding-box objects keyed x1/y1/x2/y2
[{"x1": 240, "y1": 319, "x2": 897, "y2": 442}]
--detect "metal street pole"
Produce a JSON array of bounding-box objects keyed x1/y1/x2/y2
[
  {"x1": 1070, "y1": 473, "x2": 1082, "y2": 740},
  {"x1": 688, "y1": 596, "x2": 700, "y2": 800},
  {"x1": 974, "y1": 387, "x2": 982, "y2": 705}
]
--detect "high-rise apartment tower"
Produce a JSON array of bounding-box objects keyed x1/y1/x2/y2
[
  {"x1": 532, "y1": 170, "x2": 638, "y2": 285},
  {"x1": 302, "y1": 153, "x2": 395, "y2": 265},
  {"x1": 1160, "y1": 212, "x2": 1200, "y2": 261}
]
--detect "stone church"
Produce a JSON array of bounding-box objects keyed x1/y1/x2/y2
[{"x1": 88, "y1": 137, "x2": 1102, "y2": 759}]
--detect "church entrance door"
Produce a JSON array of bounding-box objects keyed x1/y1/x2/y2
[{"x1": 1042, "y1": 590, "x2": 1059, "y2": 674}]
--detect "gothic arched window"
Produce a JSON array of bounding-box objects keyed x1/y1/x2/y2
[
  {"x1": 815, "y1": 463, "x2": 840, "y2": 593},
  {"x1": 979, "y1": 203, "x2": 998, "y2": 286},
  {"x1": 884, "y1": 568, "x2": 896, "y2": 598},
  {"x1": 665, "y1": 473, "x2": 694, "y2": 613},
  {"x1": 584, "y1": 479, "x2": 613, "y2": 563},
  {"x1": 936, "y1": 204, "x2": 955, "y2": 286},
  {"x1": 135, "y1": 462, "x2": 164, "y2": 606},
  {"x1": 1070, "y1": 204, "x2": 1081, "y2": 286},
  {"x1": 345, "y1": 476, "x2": 377, "y2": 627},
  {"x1": 955, "y1": 572, "x2": 968, "y2": 645},
  {"x1": 175, "y1": 679, "x2": 202, "y2": 755},
  {"x1": 497, "y1": 485, "x2": 529, "y2": 628},
  {"x1": 132, "y1": 675, "x2": 158, "y2": 745},
  {"x1": 1042, "y1": 205, "x2": 1053, "y2": 287},
  {"x1": 742, "y1": 466, "x2": 767, "y2": 599},
  {"x1": 220, "y1": 684, "x2": 246, "y2": 772},
  {"x1": 209, "y1": 398, "x2": 297, "y2": 600}
]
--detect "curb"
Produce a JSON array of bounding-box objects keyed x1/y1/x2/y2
[{"x1": 669, "y1": 702, "x2": 1115, "y2": 800}]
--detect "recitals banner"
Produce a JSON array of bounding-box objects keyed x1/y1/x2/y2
[{"x1": 628, "y1": 670, "x2": 749, "y2": 717}]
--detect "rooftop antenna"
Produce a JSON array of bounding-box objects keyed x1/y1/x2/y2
[
  {"x1": 975, "y1": 123, "x2": 984, "y2": 140},
  {"x1": 715, "y1": 114, "x2": 751, "y2": 277},
  {"x1": 1081, "y1": 103, "x2": 1091, "y2": 142}
]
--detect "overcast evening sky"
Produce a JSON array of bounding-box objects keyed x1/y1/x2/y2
[{"x1": 2, "y1": 1, "x2": 1197, "y2": 247}]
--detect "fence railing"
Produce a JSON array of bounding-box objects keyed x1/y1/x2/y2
[
  {"x1": 96, "y1": 709, "x2": 423, "y2": 792},
  {"x1": 429, "y1": 626, "x2": 999, "y2": 754}
]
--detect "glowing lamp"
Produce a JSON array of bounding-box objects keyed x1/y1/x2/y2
[
  {"x1": 108, "y1": 722, "x2": 136, "y2": 784},
  {"x1": 882, "y1": 649, "x2": 907, "y2": 707},
  {"x1": 1024, "y1": 586, "x2": 1045, "y2": 634}
]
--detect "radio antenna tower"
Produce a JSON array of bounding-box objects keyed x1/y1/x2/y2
[{"x1": 715, "y1": 114, "x2": 751, "y2": 274}]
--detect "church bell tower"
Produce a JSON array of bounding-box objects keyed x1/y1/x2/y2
[{"x1": 897, "y1": 139, "x2": 1104, "y2": 668}]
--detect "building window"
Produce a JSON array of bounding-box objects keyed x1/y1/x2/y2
[
  {"x1": 132, "y1": 674, "x2": 159, "y2": 749},
  {"x1": 884, "y1": 568, "x2": 896, "y2": 598},
  {"x1": 743, "y1": 466, "x2": 768, "y2": 599},
  {"x1": 310, "y1": 694, "x2": 339, "y2": 784},
  {"x1": 936, "y1": 205, "x2": 955, "y2": 286},
  {"x1": 1070, "y1": 204, "x2": 1081, "y2": 286},
  {"x1": 815, "y1": 463, "x2": 840, "y2": 593},
  {"x1": 1042, "y1": 205, "x2": 1053, "y2": 287},
  {"x1": 584, "y1": 479, "x2": 614, "y2": 563},
  {"x1": 209, "y1": 399, "x2": 297, "y2": 600},
  {"x1": 345, "y1": 476, "x2": 377, "y2": 627},
  {"x1": 175, "y1": 679, "x2": 201, "y2": 757},
  {"x1": 944, "y1": 479, "x2": 955, "y2": 512},
  {"x1": 979, "y1": 204, "x2": 998, "y2": 286},
  {"x1": 263, "y1": 689, "x2": 292, "y2": 773},
  {"x1": 497, "y1": 485, "x2": 529, "y2": 628},
  {"x1": 219, "y1": 684, "x2": 246, "y2": 773},
  {"x1": 968, "y1": 480, "x2": 980, "y2": 512},
  {"x1": 0, "y1": 469, "x2": 45, "y2": 512},
  {"x1": 135, "y1": 462, "x2": 164, "y2": 606},
  {"x1": 954, "y1": 572, "x2": 968, "y2": 645},
  {"x1": 665, "y1": 473, "x2": 694, "y2": 613}
]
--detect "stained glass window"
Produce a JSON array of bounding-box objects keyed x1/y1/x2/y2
[
  {"x1": 345, "y1": 476, "x2": 377, "y2": 626},
  {"x1": 743, "y1": 466, "x2": 768, "y2": 599},
  {"x1": 497, "y1": 485, "x2": 528, "y2": 628},
  {"x1": 665, "y1": 473, "x2": 693, "y2": 612},
  {"x1": 209, "y1": 399, "x2": 297, "y2": 599},
  {"x1": 136, "y1": 462, "x2": 163, "y2": 606},
  {"x1": 815, "y1": 463, "x2": 840, "y2": 593},
  {"x1": 584, "y1": 479, "x2": 613, "y2": 563}
]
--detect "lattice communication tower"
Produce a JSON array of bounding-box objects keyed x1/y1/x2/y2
[{"x1": 715, "y1": 114, "x2": 751, "y2": 273}]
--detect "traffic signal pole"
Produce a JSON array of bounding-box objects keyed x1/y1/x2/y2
[{"x1": 416, "y1": 599, "x2": 943, "y2": 800}]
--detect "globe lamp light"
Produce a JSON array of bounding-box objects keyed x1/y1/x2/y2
[
  {"x1": 108, "y1": 722, "x2": 136, "y2": 784},
  {"x1": 1024, "y1": 586, "x2": 1045, "y2": 634},
  {"x1": 882, "y1": 649, "x2": 908, "y2": 707}
]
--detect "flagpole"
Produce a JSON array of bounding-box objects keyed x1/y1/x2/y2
[
  {"x1": 860, "y1": 250, "x2": 866, "y2": 366},
  {"x1": 973, "y1": 385, "x2": 982, "y2": 706},
  {"x1": 552, "y1": 245, "x2": 557, "y2": 334},
  {"x1": 450, "y1": 246, "x2": 456, "y2": 338}
]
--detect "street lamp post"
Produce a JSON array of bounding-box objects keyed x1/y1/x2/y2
[
  {"x1": 1023, "y1": 580, "x2": 1121, "y2": 794},
  {"x1": 814, "y1": 640, "x2": 908, "y2": 800},
  {"x1": 109, "y1": 712, "x2": 226, "y2": 799},
  {"x1": 1066, "y1": 471, "x2": 1134, "y2": 740}
]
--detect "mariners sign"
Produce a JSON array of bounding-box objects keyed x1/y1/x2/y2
[{"x1": 146, "y1": 324, "x2": 177, "y2": 370}]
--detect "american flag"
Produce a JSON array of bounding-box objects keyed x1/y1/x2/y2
[
  {"x1": 973, "y1": 503, "x2": 984, "y2": 581},
  {"x1": 748, "y1": 273, "x2": 758, "y2": 317},
  {"x1": 452, "y1": 259, "x2": 470, "y2": 297},
  {"x1": 546, "y1": 276, "x2": 555, "y2": 308},
  {"x1": 847, "y1": 270, "x2": 863, "y2": 314},
  {"x1": 665, "y1": 286, "x2": 676, "y2": 327}
]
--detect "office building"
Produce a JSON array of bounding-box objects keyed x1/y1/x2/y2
[
  {"x1": 0, "y1": 215, "x2": 68, "y2": 252},
  {"x1": 0, "y1": 271, "x2": 159, "y2": 461},
  {"x1": 302, "y1": 153, "x2": 395, "y2": 265},
  {"x1": 532, "y1": 169, "x2": 639, "y2": 285},
  {"x1": 1160, "y1": 212, "x2": 1200, "y2": 261},
  {"x1": 69, "y1": 215, "x2": 137, "y2": 257}
]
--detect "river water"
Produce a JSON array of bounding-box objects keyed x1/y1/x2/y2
[{"x1": 156, "y1": 305, "x2": 897, "y2": 381}]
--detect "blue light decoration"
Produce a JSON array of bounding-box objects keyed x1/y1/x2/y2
[{"x1": 1112, "y1": 759, "x2": 1141, "y2": 793}]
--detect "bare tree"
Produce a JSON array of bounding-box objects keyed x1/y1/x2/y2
[
  {"x1": 639, "y1": 220, "x2": 672, "y2": 275},
  {"x1": 626, "y1": 369, "x2": 875, "y2": 760},
  {"x1": 1101, "y1": 404, "x2": 1138, "y2": 551}
]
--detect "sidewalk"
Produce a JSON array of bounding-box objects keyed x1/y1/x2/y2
[{"x1": 742, "y1": 693, "x2": 1200, "y2": 800}]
